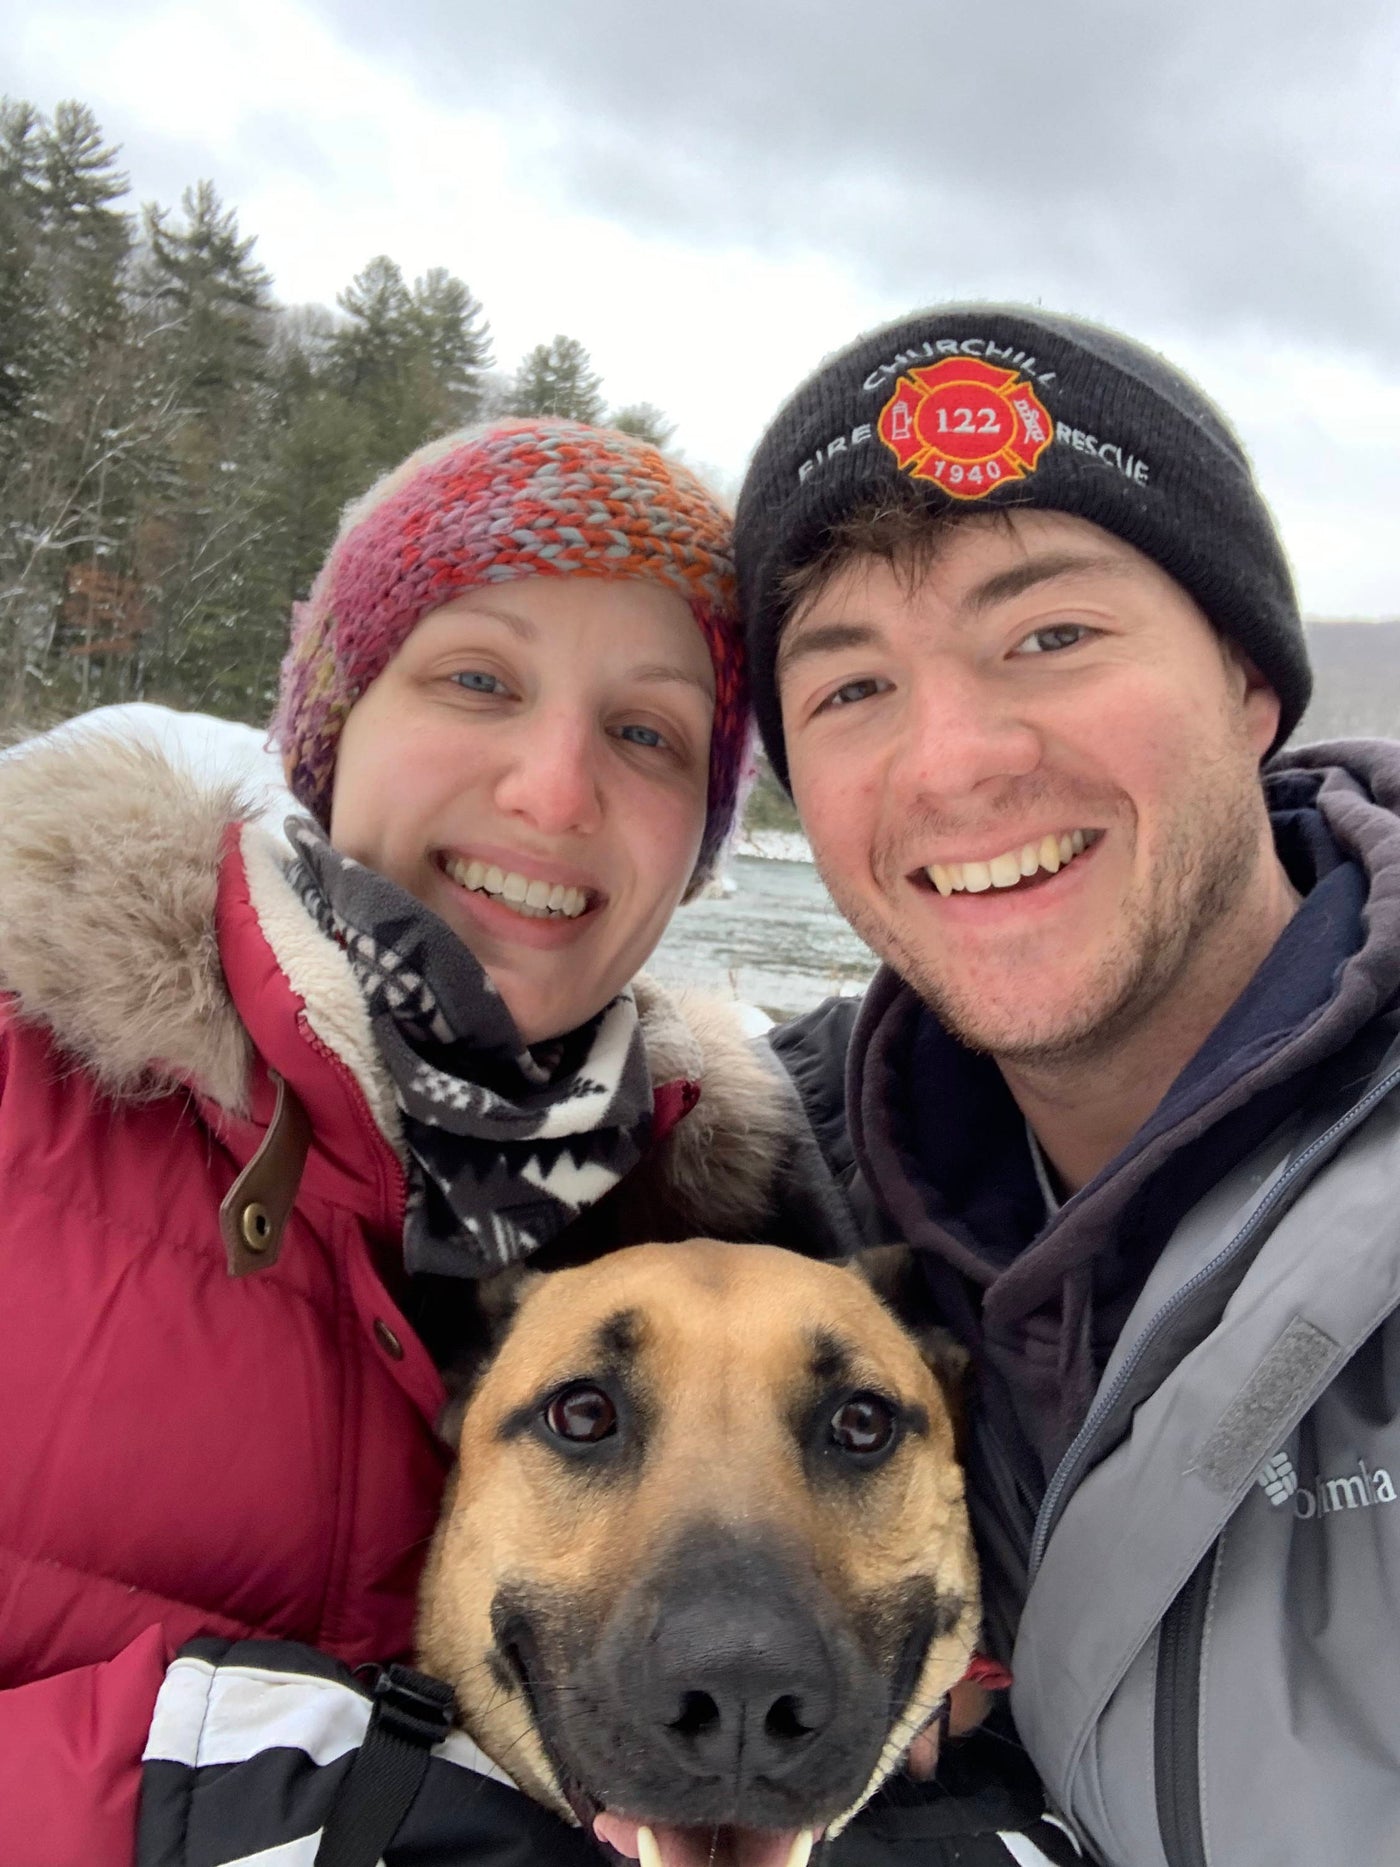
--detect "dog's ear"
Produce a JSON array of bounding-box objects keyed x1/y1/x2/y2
[
  {"x1": 435, "y1": 1265, "x2": 544, "y2": 1450},
  {"x1": 850, "y1": 1244, "x2": 971, "y2": 1451}
]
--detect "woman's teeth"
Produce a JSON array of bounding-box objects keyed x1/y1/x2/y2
[
  {"x1": 928, "y1": 829, "x2": 1091, "y2": 897},
  {"x1": 443, "y1": 856, "x2": 589, "y2": 920}
]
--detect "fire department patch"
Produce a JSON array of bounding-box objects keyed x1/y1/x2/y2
[{"x1": 877, "y1": 356, "x2": 1053, "y2": 500}]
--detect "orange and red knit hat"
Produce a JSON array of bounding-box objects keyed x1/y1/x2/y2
[{"x1": 273, "y1": 418, "x2": 749, "y2": 897}]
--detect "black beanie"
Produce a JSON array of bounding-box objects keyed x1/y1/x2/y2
[{"x1": 734, "y1": 304, "x2": 1309, "y2": 788}]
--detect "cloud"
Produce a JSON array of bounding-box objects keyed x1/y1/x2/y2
[
  {"x1": 307, "y1": 0, "x2": 1400, "y2": 356},
  {"x1": 8, "y1": 0, "x2": 1397, "y2": 615}
]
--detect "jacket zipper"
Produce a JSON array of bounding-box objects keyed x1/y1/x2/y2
[
  {"x1": 1027, "y1": 1049, "x2": 1400, "y2": 1582},
  {"x1": 1154, "y1": 1544, "x2": 1217, "y2": 1867}
]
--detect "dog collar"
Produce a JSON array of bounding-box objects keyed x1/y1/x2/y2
[{"x1": 963, "y1": 1652, "x2": 1013, "y2": 1691}]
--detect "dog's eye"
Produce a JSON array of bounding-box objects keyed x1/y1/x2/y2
[
  {"x1": 543, "y1": 1383, "x2": 618, "y2": 1444},
  {"x1": 829, "y1": 1392, "x2": 898, "y2": 1456}
]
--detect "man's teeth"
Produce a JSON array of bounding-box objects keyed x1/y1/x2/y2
[
  {"x1": 443, "y1": 856, "x2": 588, "y2": 919},
  {"x1": 928, "y1": 829, "x2": 1089, "y2": 897}
]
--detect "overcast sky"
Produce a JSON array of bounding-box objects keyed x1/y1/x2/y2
[{"x1": 8, "y1": 0, "x2": 1399, "y2": 616}]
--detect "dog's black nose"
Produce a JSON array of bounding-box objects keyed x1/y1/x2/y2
[{"x1": 639, "y1": 1586, "x2": 837, "y2": 1783}]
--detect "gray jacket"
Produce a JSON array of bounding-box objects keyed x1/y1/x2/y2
[{"x1": 1014, "y1": 1030, "x2": 1400, "y2": 1865}]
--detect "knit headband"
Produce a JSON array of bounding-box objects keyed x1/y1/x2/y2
[{"x1": 273, "y1": 418, "x2": 749, "y2": 896}]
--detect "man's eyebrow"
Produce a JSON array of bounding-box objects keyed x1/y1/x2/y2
[
  {"x1": 775, "y1": 552, "x2": 1131, "y2": 678},
  {"x1": 964, "y1": 552, "x2": 1132, "y2": 613},
  {"x1": 776, "y1": 619, "x2": 885, "y2": 680}
]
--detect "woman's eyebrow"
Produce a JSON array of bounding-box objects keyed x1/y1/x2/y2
[
  {"x1": 432, "y1": 611, "x2": 711, "y2": 696},
  {"x1": 628, "y1": 663, "x2": 716, "y2": 698},
  {"x1": 455, "y1": 603, "x2": 539, "y2": 640}
]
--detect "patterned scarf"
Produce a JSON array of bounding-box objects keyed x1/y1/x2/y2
[{"x1": 286, "y1": 819, "x2": 654, "y2": 1278}]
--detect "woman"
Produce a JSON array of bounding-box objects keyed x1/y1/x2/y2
[{"x1": 0, "y1": 420, "x2": 807, "y2": 1863}]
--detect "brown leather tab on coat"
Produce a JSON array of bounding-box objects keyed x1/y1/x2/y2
[{"x1": 221, "y1": 1070, "x2": 313, "y2": 1276}]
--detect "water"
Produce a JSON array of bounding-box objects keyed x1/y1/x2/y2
[{"x1": 650, "y1": 856, "x2": 877, "y2": 1023}]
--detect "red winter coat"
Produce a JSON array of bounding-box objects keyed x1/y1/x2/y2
[{"x1": 0, "y1": 734, "x2": 793, "y2": 1866}]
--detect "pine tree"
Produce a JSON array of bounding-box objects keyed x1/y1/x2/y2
[
  {"x1": 326, "y1": 255, "x2": 434, "y2": 468},
  {"x1": 610, "y1": 401, "x2": 676, "y2": 449},
  {"x1": 143, "y1": 180, "x2": 271, "y2": 411},
  {"x1": 330, "y1": 254, "x2": 415, "y2": 398},
  {"x1": 409, "y1": 266, "x2": 492, "y2": 423},
  {"x1": 237, "y1": 304, "x2": 378, "y2": 714},
  {"x1": 132, "y1": 184, "x2": 274, "y2": 712},
  {"x1": 328, "y1": 256, "x2": 494, "y2": 470},
  {"x1": 508, "y1": 335, "x2": 606, "y2": 423},
  {"x1": 0, "y1": 98, "x2": 47, "y2": 422},
  {"x1": 41, "y1": 101, "x2": 130, "y2": 362},
  {"x1": 0, "y1": 101, "x2": 157, "y2": 719}
]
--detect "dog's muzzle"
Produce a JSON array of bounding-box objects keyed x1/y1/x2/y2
[{"x1": 500, "y1": 1527, "x2": 906, "y2": 1840}]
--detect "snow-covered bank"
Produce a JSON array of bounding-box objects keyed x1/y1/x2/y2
[
  {"x1": 732, "y1": 827, "x2": 813, "y2": 864},
  {"x1": 6, "y1": 703, "x2": 293, "y2": 828}
]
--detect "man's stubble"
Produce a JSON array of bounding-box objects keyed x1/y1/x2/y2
[{"x1": 815, "y1": 750, "x2": 1269, "y2": 1075}]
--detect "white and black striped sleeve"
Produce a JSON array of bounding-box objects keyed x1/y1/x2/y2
[{"x1": 136, "y1": 1638, "x2": 596, "y2": 1867}]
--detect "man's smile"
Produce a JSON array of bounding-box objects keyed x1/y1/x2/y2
[{"x1": 921, "y1": 827, "x2": 1102, "y2": 896}]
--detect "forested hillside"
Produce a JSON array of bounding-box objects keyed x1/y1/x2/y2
[
  {"x1": 0, "y1": 98, "x2": 674, "y2": 730},
  {"x1": 5, "y1": 99, "x2": 1396, "y2": 758}
]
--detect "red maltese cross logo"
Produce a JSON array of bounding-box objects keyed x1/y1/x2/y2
[{"x1": 878, "y1": 356, "x2": 1054, "y2": 500}]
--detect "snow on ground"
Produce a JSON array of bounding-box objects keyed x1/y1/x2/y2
[
  {"x1": 731, "y1": 1001, "x2": 774, "y2": 1036},
  {"x1": 6, "y1": 703, "x2": 295, "y2": 831},
  {"x1": 732, "y1": 826, "x2": 813, "y2": 864}
]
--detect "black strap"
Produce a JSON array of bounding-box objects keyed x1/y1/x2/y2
[{"x1": 313, "y1": 1665, "x2": 457, "y2": 1867}]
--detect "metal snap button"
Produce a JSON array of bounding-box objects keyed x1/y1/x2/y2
[
  {"x1": 374, "y1": 1318, "x2": 404, "y2": 1360},
  {"x1": 239, "y1": 1203, "x2": 272, "y2": 1252}
]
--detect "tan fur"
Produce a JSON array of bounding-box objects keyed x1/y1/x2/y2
[
  {"x1": 417, "y1": 1241, "x2": 980, "y2": 1830},
  {"x1": 633, "y1": 977, "x2": 794, "y2": 1239},
  {"x1": 0, "y1": 731, "x2": 253, "y2": 1108}
]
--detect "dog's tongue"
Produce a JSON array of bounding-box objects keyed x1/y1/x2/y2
[{"x1": 593, "y1": 1812, "x2": 813, "y2": 1867}]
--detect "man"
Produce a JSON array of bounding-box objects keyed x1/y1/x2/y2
[{"x1": 736, "y1": 306, "x2": 1400, "y2": 1864}]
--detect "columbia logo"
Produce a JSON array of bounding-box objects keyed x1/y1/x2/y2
[
  {"x1": 1256, "y1": 1450, "x2": 1299, "y2": 1507},
  {"x1": 1255, "y1": 1449, "x2": 1398, "y2": 1519}
]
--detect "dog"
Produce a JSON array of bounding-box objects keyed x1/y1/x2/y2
[{"x1": 417, "y1": 1240, "x2": 980, "y2": 1867}]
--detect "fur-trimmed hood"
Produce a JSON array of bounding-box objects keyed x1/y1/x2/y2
[{"x1": 0, "y1": 728, "x2": 799, "y2": 1241}]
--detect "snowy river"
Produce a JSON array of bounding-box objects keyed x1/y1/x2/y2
[{"x1": 650, "y1": 855, "x2": 877, "y2": 1024}]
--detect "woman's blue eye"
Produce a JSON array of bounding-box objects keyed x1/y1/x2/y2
[
  {"x1": 453, "y1": 670, "x2": 507, "y2": 693},
  {"x1": 1017, "y1": 624, "x2": 1091, "y2": 655},
  {"x1": 618, "y1": 723, "x2": 665, "y2": 748}
]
